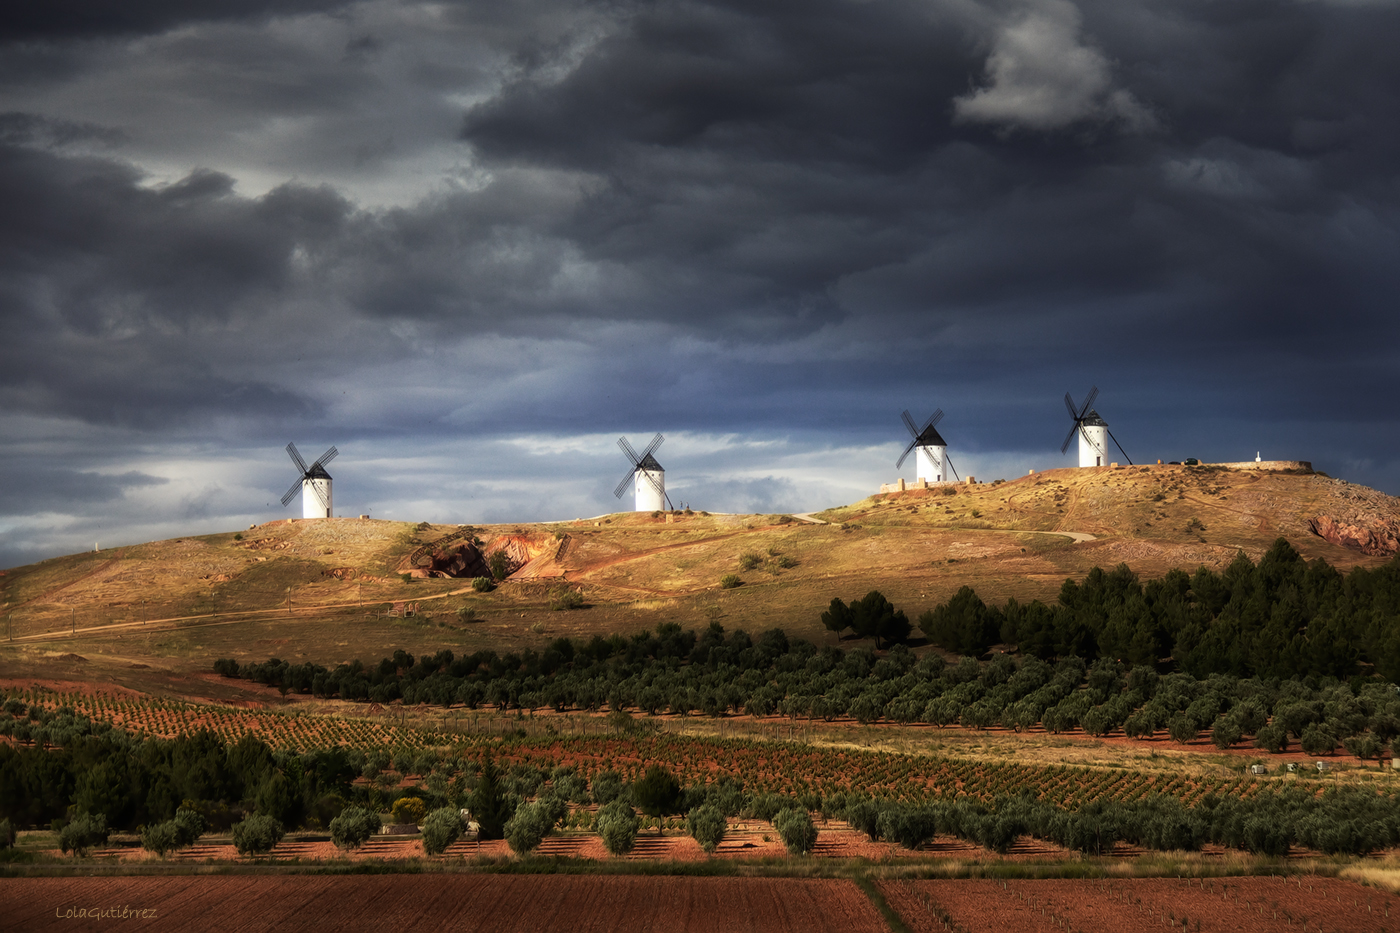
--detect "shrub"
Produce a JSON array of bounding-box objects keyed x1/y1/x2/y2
[
  {"x1": 772, "y1": 807, "x2": 817, "y2": 855},
  {"x1": 391, "y1": 796, "x2": 427, "y2": 825},
  {"x1": 488, "y1": 550, "x2": 511, "y2": 581},
  {"x1": 738, "y1": 552, "x2": 763, "y2": 571},
  {"x1": 400, "y1": 573, "x2": 413, "y2": 584},
  {"x1": 58, "y1": 813, "x2": 109, "y2": 857},
  {"x1": 687, "y1": 804, "x2": 727, "y2": 854},
  {"x1": 596, "y1": 799, "x2": 640, "y2": 856},
  {"x1": 213, "y1": 658, "x2": 240, "y2": 677},
  {"x1": 330, "y1": 806, "x2": 381, "y2": 850},
  {"x1": 420, "y1": 807, "x2": 464, "y2": 855},
  {"x1": 232, "y1": 814, "x2": 285, "y2": 856},
  {"x1": 549, "y1": 587, "x2": 585, "y2": 611},
  {"x1": 456, "y1": 606, "x2": 478, "y2": 623},
  {"x1": 720, "y1": 575, "x2": 741, "y2": 589},
  {"x1": 471, "y1": 577, "x2": 494, "y2": 593},
  {"x1": 0, "y1": 817, "x2": 13, "y2": 849}
]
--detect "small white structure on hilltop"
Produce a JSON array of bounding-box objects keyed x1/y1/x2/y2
[
  {"x1": 280, "y1": 442, "x2": 338, "y2": 519},
  {"x1": 614, "y1": 433, "x2": 673, "y2": 512},
  {"x1": 1062, "y1": 386, "x2": 1131, "y2": 467},
  {"x1": 897, "y1": 408, "x2": 960, "y2": 484}
]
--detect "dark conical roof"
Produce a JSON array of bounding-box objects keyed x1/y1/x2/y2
[
  {"x1": 638, "y1": 453, "x2": 664, "y2": 471},
  {"x1": 1081, "y1": 409, "x2": 1107, "y2": 427},
  {"x1": 306, "y1": 463, "x2": 333, "y2": 480},
  {"x1": 917, "y1": 425, "x2": 948, "y2": 447}
]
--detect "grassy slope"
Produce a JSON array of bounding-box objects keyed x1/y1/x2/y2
[{"x1": 1, "y1": 464, "x2": 1397, "y2": 703}]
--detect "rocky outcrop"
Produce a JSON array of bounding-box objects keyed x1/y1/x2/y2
[
  {"x1": 411, "y1": 542, "x2": 490, "y2": 578},
  {"x1": 1309, "y1": 515, "x2": 1400, "y2": 556}
]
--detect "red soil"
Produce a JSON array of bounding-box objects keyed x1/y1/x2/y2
[
  {"x1": 1, "y1": 875, "x2": 886, "y2": 933},
  {"x1": 880, "y1": 876, "x2": 1400, "y2": 933}
]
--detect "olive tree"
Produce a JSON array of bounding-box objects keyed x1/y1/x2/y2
[
  {"x1": 772, "y1": 808, "x2": 817, "y2": 855},
  {"x1": 232, "y1": 813, "x2": 285, "y2": 857},
  {"x1": 58, "y1": 813, "x2": 109, "y2": 857},
  {"x1": 596, "y1": 799, "x2": 640, "y2": 856},
  {"x1": 330, "y1": 806, "x2": 381, "y2": 851},
  {"x1": 504, "y1": 801, "x2": 553, "y2": 856},
  {"x1": 686, "y1": 805, "x2": 726, "y2": 854},
  {"x1": 420, "y1": 808, "x2": 464, "y2": 855}
]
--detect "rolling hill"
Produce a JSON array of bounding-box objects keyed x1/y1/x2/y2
[{"x1": 2, "y1": 462, "x2": 1399, "y2": 694}]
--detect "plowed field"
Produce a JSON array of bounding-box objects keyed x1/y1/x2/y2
[
  {"x1": 879, "y1": 876, "x2": 1400, "y2": 933},
  {"x1": 2, "y1": 875, "x2": 885, "y2": 933}
]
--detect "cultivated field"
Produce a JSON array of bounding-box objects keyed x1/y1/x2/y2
[
  {"x1": 3, "y1": 873, "x2": 1396, "y2": 933},
  {"x1": 0, "y1": 875, "x2": 888, "y2": 933},
  {"x1": 879, "y1": 875, "x2": 1398, "y2": 933}
]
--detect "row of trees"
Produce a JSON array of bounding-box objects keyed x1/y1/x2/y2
[
  {"x1": 7, "y1": 700, "x2": 1399, "y2": 859},
  {"x1": 923, "y1": 539, "x2": 1400, "y2": 680},
  {"x1": 218, "y1": 611, "x2": 1400, "y2": 757}
]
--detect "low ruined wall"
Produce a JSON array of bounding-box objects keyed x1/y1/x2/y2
[
  {"x1": 879, "y1": 478, "x2": 961, "y2": 494},
  {"x1": 1209, "y1": 460, "x2": 1313, "y2": 472}
]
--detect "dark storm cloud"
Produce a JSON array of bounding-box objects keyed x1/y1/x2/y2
[
  {"x1": 1, "y1": 0, "x2": 1399, "y2": 565},
  {"x1": 0, "y1": 0, "x2": 348, "y2": 42},
  {"x1": 0, "y1": 465, "x2": 166, "y2": 515}
]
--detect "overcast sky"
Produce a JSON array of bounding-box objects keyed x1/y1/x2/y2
[{"x1": 1, "y1": 0, "x2": 1398, "y2": 569}]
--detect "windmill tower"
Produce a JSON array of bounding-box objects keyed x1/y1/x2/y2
[
  {"x1": 280, "y1": 442, "x2": 338, "y2": 518},
  {"x1": 615, "y1": 434, "x2": 673, "y2": 512},
  {"x1": 1062, "y1": 387, "x2": 1131, "y2": 467},
  {"x1": 898, "y1": 409, "x2": 960, "y2": 484}
]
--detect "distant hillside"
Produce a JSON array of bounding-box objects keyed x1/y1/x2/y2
[{"x1": 3, "y1": 463, "x2": 1398, "y2": 651}]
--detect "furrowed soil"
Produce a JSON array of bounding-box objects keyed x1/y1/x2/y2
[
  {"x1": 879, "y1": 876, "x2": 1400, "y2": 933},
  {"x1": 2, "y1": 875, "x2": 886, "y2": 933}
]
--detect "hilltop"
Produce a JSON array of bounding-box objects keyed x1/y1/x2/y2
[{"x1": 2, "y1": 462, "x2": 1399, "y2": 695}]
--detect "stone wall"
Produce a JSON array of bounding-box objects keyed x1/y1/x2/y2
[{"x1": 1208, "y1": 460, "x2": 1313, "y2": 472}]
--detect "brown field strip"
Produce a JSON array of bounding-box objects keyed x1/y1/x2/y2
[
  {"x1": 879, "y1": 876, "x2": 1400, "y2": 933},
  {"x1": 1, "y1": 875, "x2": 886, "y2": 933}
]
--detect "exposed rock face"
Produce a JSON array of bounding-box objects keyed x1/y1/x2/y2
[
  {"x1": 1309, "y1": 515, "x2": 1400, "y2": 556},
  {"x1": 414, "y1": 542, "x2": 490, "y2": 578}
]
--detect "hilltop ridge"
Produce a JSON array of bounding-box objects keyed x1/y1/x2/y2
[{"x1": 2, "y1": 463, "x2": 1399, "y2": 686}]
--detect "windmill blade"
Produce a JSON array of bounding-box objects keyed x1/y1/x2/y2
[
  {"x1": 945, "y1": 455, "x2": 960, "y2": 483},
  {"x1": 896, "y1": 438, "x2": 919, "y2": 469},
  {"x1": 286, "y1": 442, "x2": 308, "y2": 474},
  {"x1": 1108, "y1": 429, "x2": 1133, "y2": 466},
  {"x1": 928, "y1": 408, "x2": 944, "y2": 428},
  {"x1": 613, "y1": 466, "x2": 639, "y2": 499},
  {"x1": 900, "y1": 410, "x2": 919, "y2": 439},
  {"x1": 664, "y1": 490, "x2": 675, "y2": 510},
  {"x1": 310, "y1": 478, "x2": 330, "y2": 510},
  {"x1": 1064, "y1": 393, "x2": 1081, "y2": 422},
  {"x1": 1060, "y1": 422, "x2": 1079, "y2": 454},
  {"x1": 312, "y1": 446, "x2": 338, "y2": 469},
  {"x1": 617, "y1": 436, "x2": 641, "y2": 466},
  {"x1": 280, "y1": 477, "x2": 303, "y2": 507},
  {"x1": 1080, "y1": 385, "x2": 1099, "y2": 419},
  {"x1": 639, "y1": 432, "x2": 664, "y2": 460}
]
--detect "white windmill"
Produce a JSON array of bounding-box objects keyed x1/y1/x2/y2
[
  {"x1": 898, "y1": 409, "x2": 959, "y2": 484},
  {"x1": 280, "y1": 442, "x2": 338, "y2": 518},
  {"x1": 614, "y1": 434, "x2": 673, "y2": 512},
  {"x1": 1062, "y1": 387, "x2": 1130, "y2": 467}
]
